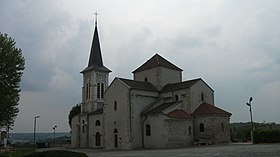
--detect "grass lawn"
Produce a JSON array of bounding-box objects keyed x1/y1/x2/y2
[
  {"x1": 0, "y1": 148, "x2": 87, "y2": 157},
  {"x1": 23, "y1": 150, "x2": 88, "y2": 157},
  {"x1": 0, "y1": 147, "x2": 33, "y2": 157}
]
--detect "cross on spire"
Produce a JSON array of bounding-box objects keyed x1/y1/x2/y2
[{"x1": 94, "y1": 11, "x2": 99, "y2": 25}]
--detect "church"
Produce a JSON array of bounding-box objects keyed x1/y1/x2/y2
[{"x1": 71, "y1": 19, "x2": 232, "y2": 150}]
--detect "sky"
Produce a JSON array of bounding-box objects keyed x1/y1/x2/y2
[{"x1": 0, "y1": 0, "x2": 279, "y2": 133}]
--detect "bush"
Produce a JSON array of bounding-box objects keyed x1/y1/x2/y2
[
  {"x1": 23, "y1": 150, "x2": 88, "y2": 157},
  {"x1": 253, "y1": 130, "x2": 280, "y2": 143}
]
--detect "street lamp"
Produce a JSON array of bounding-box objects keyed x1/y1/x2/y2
[
  {"x1": 33, "y1": 115, "x2": 40, "y2": 150},
  {"x1": 53, "y1": 125, "x2": 57, "y2": 147},
  {"x1": 7, "y1": 125, "x2": 12, "y2": 148},
  {"x1": 246, "y1": 97, "x2": 254, "y2": 143}
]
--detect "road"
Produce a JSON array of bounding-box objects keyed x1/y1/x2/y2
[{"x1": 71, "y1": 143, "x2": 280, "y2": 157}]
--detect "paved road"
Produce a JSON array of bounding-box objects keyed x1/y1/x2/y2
[{"x1": 71, "y1": 143, "x2": 280, "y2": 157}]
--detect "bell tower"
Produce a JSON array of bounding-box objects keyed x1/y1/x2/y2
[{"x1": 80, "y1": 13, "x2": 111, "y2": 113}]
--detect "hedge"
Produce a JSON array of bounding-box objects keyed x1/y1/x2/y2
[
  {"x1": 253, "y1": 130, "x2": 280, "y2": 143},
  {"x1": 23, "y1": 150, "x2": 88, "y2": 157}
]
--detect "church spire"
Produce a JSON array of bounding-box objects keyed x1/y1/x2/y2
[
  {"x1": 94, "y1": 11, "x2": 98, "y2": 26},
  {"x1": 82, "y1": 12, "x2": 111, "y2": 73},
  {"x1": 88, "y1": 12, "x2": 103, "y2": 67}
]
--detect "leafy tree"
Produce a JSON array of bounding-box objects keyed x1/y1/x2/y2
[
  {"x1": 0, "y1": 33, "x2": 25, "y2": 128},
  {"x1": 68, "y1": 104, "x2": 81, "y2": 128}
]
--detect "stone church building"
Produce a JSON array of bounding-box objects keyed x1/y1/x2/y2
[{"x1": 71, "y1": 21, "x2": 232, "y2": 150}]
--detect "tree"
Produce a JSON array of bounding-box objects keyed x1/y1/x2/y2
[
  {"x1": 0, "y1": 33, "x2": 25, "y2": 128},
  {"x1": 68, "y1": 103, "x2": 81, "y2": 128}
]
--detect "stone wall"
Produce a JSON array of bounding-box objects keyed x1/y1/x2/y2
[
  {"x1": 190, "y1": 80, "x2": 214, "y2": 113},
  {"x1": 165, "y1": 118, "x2": 193, "y2": 147},
  {"x1": 130, "y1": 89, "x2": 159, "y2": 149},
  {"x1": 71, "y1": 115, "x2": 80, "y2": 148},
  {"x1": 144, "y1": 114, "x2": 193, "y2": 148},
  {"x1": 134, "y1": 67, "x2": 181, "y2": 90},
  {"x1": 88, "y1": 114, "x2": 103, "y2": 148},
  {"x1": 193, "y1": 115, "x2": 231, "y2": 144},
  {"x1": 103, "y1": 79, "x2": 131, "y2": 150}
]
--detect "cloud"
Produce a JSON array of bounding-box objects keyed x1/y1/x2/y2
[
  {"x1": 1, "y1": 0, "x2": 279, "y2": 132},
  {"x1": 0, "y1": 0, "x2": 87, "y2": 92},
  {"x1": 0, "y1": 0, "x2": 84, "y2": 132}
]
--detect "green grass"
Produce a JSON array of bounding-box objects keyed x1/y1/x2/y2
[
  {"x1": 0, "y1": 147, "x2": 33, "y2": 157},
  {"x1": 1, "y1": 148, "x2": 87, "y2": 157},
  {"x1": 23, "y1": 150, "x2": 88, "y2": 157}
]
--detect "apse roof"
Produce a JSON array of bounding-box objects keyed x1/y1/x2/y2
[{"x1": 192, "y1": 102, "x2": 231, "y2": 116}]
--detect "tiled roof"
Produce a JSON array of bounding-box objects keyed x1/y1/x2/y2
[
  {"x1": 167, "y1": 109, "x2": 191, "y2": 119},
  {"x1": 160, "y1": 78, "x2": 201, "y2": 93},
  {"x1": 145, "y1": 102, "x2": 177, "y2": 115},
  {"x1": 192, "y1": 102, "x2": 231, "y2": 116},
  {"x1": 118, "y1": 78, "x2": 158, "y2": 92},
  {"x1": 132, "y1": 54, "x2": 183, "y2": 73}
]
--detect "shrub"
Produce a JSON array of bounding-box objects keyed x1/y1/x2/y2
[
  {"x1": 23, "y1": 150, "x2": 88, "y2": 157},
  {"x1": 253, "y1": 130, "x2": 280, "y2": 143}
]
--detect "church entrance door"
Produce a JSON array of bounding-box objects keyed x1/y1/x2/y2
[
  {"x1": 114, "y1": 129, "x2": 118, "y2": 148},
  {"x1": 95, "y1": 132, "x2": 101, "y2": 146},
  {"x1": 114, "y1": 134, "x2": 118, "y2": 148}
]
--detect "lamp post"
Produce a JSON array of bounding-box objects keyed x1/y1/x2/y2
[
  {"x1": 53, "y1": 125, "x2": 57, "y2": 148},
  {"x1": 33, "y1": 115, "x2": 40, "y2": 150},
  {"x1": 6, "y1": 125, "x2": 12, "y2": 148},
  {"x1": 246, "y1": 97, "x2": 254, "y2": 143}
]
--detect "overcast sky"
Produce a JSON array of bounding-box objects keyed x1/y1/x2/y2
[{"x1": 1, "y1": 0, "x2": 279, "y2": 133}]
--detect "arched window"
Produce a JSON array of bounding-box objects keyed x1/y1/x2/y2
[
  {"x1": 201, "y1": 92, "x2": 204, "y2": 102},
  {"x1": 114, "y1": 129, "x2": 118, "y2": 134},
  {"x1": 146, "y1": 124, "x2": 151, "y2": 136},
  {"x1": 189, "y1": 126, "x2": 192, "y2": 135},
  {"x1": 86, "y1": 81, "x2": 90, "y2": 99},
  {"x1": 101, "y1": 83, "x2": 104, "y2": 98},
  {"x1": 144, "y1": 77, "x2": 148, "y2": 82},
  {"x1": 86, "y1": 84, "x2": 88, "y2": 99},
  {"x1": 82, "y1": 120, "x2": 85, "y2": 133},
  {"x1": 82, "y1": 125, "x2": 85, "y2": 133},
  {"x1": 200, "y1": 123, "x2": 204, "y2": 132},
  {"x1": 175, "y1": 95, "x2": 179, "y2": 102},
  {"x1": 95, "y1": 120, "x2": 101, "y2": 126},
  {"x1": 97, "y1": 83, "x2": 100, "y2": 98},
  {"x1": 88, "y1": 83, "x2": 91, "y2": 99},
  {"x1": 114, "y1": 101, "x2": 117, "y2": 111},
  {"x1": 97, "y1": 82, "x2": 104, "y2": 99},
  {"x1": 221, "y1": 123, "x2": 224, "y2": 132}
]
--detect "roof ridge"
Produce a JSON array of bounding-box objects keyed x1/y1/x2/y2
[
  {"x1": 117, "y1": 77, "x2": 158, "y2": 92},
  {"x1": 160, "y1": 78, "x2": 202, "y2": 93},
  {"x1": 132, "y1": 53, "x2": 182, "y2": 73},
  {"x1": 156, "y1": 54, "x2": 160, "y2": 65}
]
